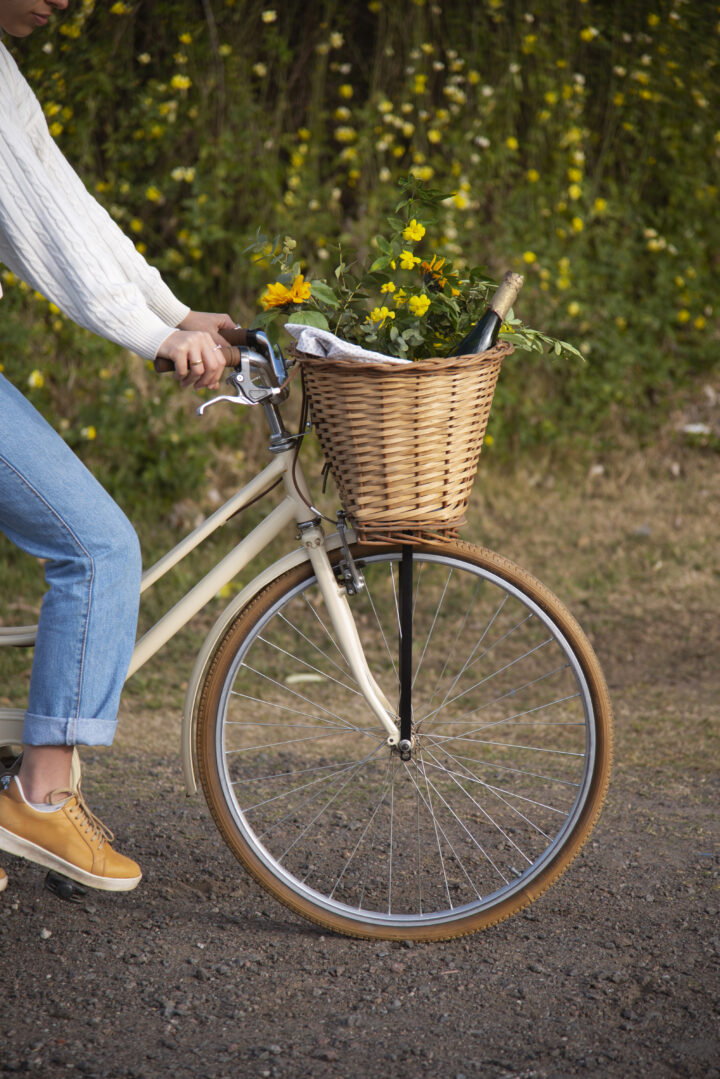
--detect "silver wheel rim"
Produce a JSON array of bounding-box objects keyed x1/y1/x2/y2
[{"x1": 212, "y1": 551, "x2": 597, "y2": 929}]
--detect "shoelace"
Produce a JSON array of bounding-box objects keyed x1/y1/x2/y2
[{"x1": 49, "y1": 781, "x2": 115, "y2": 848}]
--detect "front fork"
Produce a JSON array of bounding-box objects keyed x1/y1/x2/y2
[{"x1": 298, "y1": 523, "x2": 401, "y2": 746}]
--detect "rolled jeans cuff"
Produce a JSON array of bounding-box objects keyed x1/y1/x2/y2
[{"x1": 23, "y1": 711, "x2": 117, "y2": 747}]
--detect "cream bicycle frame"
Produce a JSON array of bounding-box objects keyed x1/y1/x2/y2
[{"x1": 0, "y1": 445, "x2": 400, "y2": 792}]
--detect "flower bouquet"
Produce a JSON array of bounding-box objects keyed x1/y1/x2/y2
[
  {"x1": 246, "y1": 181, "x2": 582, "y2": 542},
  {"x1": 248, "y1": 179, "x2": 583, "y2": 365}
]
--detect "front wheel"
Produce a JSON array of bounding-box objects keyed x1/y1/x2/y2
[{"x1": 196, "y1": 540, "x2": 613, "y2": 941}]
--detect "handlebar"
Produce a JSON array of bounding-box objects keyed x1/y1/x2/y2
[{"x1": 153, "y1": 326, "x2": 287, "y2": 387}]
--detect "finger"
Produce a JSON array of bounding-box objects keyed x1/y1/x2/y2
[
  {"x1": 180, "y1": 349, "x2": 204, "y2": 387},
  {"x1": 185, "y1": 350, "x2": 222, "y2": 392},
  {"x1": 196, "y1": 344, "x2": 226, "y2": 389},
  {"x1": 174, "y1": 351, "x2": 191, "y2": 380}
]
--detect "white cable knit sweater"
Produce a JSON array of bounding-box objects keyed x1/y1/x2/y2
[{"x1": 0, "y1": 40, "x2": 190, "y2": 360}]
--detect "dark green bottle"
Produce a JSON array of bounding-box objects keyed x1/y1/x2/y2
[{"x1": 451, "y1": 271, "x2": 524, "y2": 355}]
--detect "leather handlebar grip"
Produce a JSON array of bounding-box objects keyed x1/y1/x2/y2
[{"x1": 153, "y1": 326, "x2": 248, "y2": 373}]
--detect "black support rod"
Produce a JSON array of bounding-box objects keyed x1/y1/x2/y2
[{"x1": 398, "y1": 545, "x2": 413, "y2": 749}]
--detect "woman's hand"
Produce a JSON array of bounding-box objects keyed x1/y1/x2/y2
[
  {"x1": 156, "y1": 311, "x2": 238, "y2": 389},
  {"x1": 178, "y1": 310, "x2": 237, "y2": 338}
]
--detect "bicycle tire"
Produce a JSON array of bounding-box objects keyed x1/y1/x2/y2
[{"x1": 196, "y1": 540, "x2": 613, "y2": 941}]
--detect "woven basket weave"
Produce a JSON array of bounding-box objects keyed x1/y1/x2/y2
[{"x1": 298, "y1": 340, "x2": 512, "y2": 543}]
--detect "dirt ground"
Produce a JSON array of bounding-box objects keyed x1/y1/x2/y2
[{"x1": 1, "y1": 421, "x2": 719, "y2": 1078}]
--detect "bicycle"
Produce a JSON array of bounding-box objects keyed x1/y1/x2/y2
[{"x1": 0, "y1": 331, "x2": 613, "y2": 941}]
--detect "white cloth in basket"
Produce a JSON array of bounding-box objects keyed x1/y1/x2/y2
[{"x1": 285, "y1": 323, "x2": 411, "y2": 365}]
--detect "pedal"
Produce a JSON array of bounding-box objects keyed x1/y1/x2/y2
[{"x1": 44, "y1": 870, "x2": 87, "y2": 903}]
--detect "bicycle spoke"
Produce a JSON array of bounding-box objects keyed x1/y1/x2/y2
[
  {"x1": 198, "y1": 543, "x2": 610, "y2": 936},
  {"x1": 256, "y1": 632, "x2": 361, "y2": 698}
]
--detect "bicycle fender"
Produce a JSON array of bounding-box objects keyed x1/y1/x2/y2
[{"x1": 180, "y1": 529, "x2": 350, "y2": 795}]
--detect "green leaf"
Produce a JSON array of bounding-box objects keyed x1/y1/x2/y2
[
  {"x1": 286, "y1": 309, "x2": 330, "y2": 331},
  {"x1": 369, "y1": 255, "x2": 392, "y2": 273},
  {"x1": 251, "y1": 310, "x2": 281, "y2": 344},
  {"x1": 309, "y1": 281, "x2": 340, "y2": 307}
]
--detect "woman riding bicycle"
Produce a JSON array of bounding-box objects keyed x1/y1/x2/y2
[{"x1": 0, "y1": 0, "x2": 236, "y2": 895}]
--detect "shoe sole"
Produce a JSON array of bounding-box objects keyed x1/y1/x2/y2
[{"x1": 0, "y1": 826, "x2": 141, "y2": 892}]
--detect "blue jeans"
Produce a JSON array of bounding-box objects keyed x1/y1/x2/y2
[{"x1": 0, "y1": 374, "x2": 141, "y2": 746}]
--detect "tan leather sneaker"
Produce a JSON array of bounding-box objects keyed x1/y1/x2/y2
[
  {"x1": 0, "y1": 778, "x2": 141, "y2": 892},
  {"x1": 0, "y1": 866, "x2": 7, "y2": 892}
]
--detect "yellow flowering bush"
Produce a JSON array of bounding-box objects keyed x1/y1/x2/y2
[
  {"x1": 2, "y1": 0, "x2": 717, "y2": 472},
  {"x1": 250, "y1": 183, "x2": 582, "y2": 363}
]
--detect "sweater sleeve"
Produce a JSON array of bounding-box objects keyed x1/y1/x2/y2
[{"x1": 0, "y1": 44, "x2": 190, "y2": 359}]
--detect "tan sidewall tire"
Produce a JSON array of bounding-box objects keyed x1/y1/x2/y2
[{"x1": 196, "y1": 541, "x2": 613, "y2": 941}]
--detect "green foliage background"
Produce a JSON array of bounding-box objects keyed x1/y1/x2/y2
[{"x1": 1, "y1": 0, "x2": 718, "y2": 515}]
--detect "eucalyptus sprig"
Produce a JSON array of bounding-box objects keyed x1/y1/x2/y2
[{"x1": 246, "y1": 182, "x2": 584, "y2": 364}]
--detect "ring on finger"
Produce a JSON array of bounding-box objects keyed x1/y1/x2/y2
[{"x1": 188, "y1": 359, "x2": 203, "y2": 367}]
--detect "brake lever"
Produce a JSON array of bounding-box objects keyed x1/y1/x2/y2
[{"x1": 196, "y1": 349, "x2": 282, "y2": 415}]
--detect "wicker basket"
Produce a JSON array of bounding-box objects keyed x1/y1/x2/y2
[{"x1": 298, "y1": 340, "x2": 512, "y2": 543}]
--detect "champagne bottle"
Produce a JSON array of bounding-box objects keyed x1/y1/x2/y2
[{"x1": 450, "y1": 271, "x2": 524, "y2": 355}]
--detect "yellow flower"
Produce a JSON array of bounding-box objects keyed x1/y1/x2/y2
[
  {"x1": 694, "y1": 315, "x2": 706, "y2": 330},
  {"x1": 28, "y1": 369, "x2": 45, "y2": 389},
  {"x1": 145, "y1": 185, "x2": 163, "y2": 203},
  {"x1": 580, "y1": 27, "x2": 599, "y2": 42},
  {"x1": 570, "y1": 216, "x2": 584, "y2": 232},
  {"x1": 505, "y1": 136, "x2": 519, "y2": 151},
  {"x1": 593, "y1": 197, "x2": 608, "y2": 214},
  {"x1": 526, "y1": 168, "x2": 540, "y2": 183},
  {"x1": 676, "y1": 309, "x2": 691, "y2": 323},
  {"x1": 567, "y1": 167, "x2": 583, "y2": 182},
  {"x1": 287, "y1": 275, "x2": 312, "y2": 303},
  {"x1": 568, "y1": 183, "x2": 582, "y2": 200},
  {"x1": 129, "y1": 218, "x2": 143, "y2": 233},
  {"x1": 394, "y1": 289, "x2": 407, "y2": 307},
  {"x1": 402, "y1": 219, "x2": 426, "y2": 243},
  {"x1": 408, "y1": 294, "x2": 431, "y2": 317},
  {"x1": 380, "y1": 281, "x2": 396, "y2": 293},
  {"x1": 334, "y1": 126, "x2": 357, "y2": 143},
  {"x1": 170, "y1": 74, "x2": 191, "y2": 91},
  {"x1": 399, "y1": 250, "x2": 422, "y2": 270},
  {"x1": 368, "y1": 306, "x2": 395, "y2": 325},
  {"x1": 260, "y1": 275, "x2": 311, "y2": 310},
  {"x1": 110, "y1": 1, "x2": 130, "y2": 13},
  {"x1": 261, "y1": 9, "x2": 277, "y2": 22},
  {"x1": 567, "y1": 301, "x2": 581, "y2": 316},
  {"x1": 522, "y1": 251, "x2": 537, "y2": 264},
  {"x1": 171, "y1": 166, "x2": 196, "y2": 182},
  {"x1": 339, "y1": 84, "x2": 354, "y2": 99},
  {"x1": 81, "y1": 425, "x2": 97, "y2": 441}
]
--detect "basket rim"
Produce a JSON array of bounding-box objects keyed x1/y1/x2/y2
[{"x1": 290, "y1": 339, "x2": 513, "y2": 373}]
